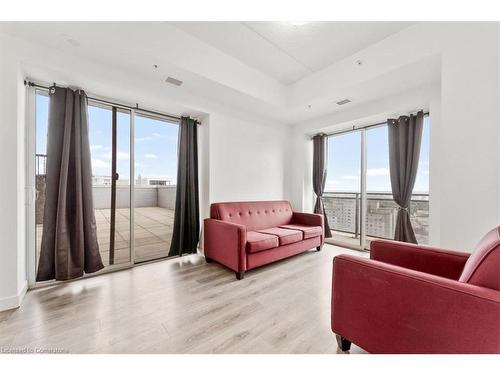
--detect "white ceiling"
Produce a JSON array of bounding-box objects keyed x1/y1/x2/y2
[
  {"x1": 173, "y1": 22, "x2": 413, "y2": 84},
  {"x1": 0, "y1": 21, "x2": 441, "y2": 124}
]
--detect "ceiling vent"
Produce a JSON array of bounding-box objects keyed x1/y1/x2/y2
[
  {"x1": 336, "y1": 99, "x2": 351, "y2": 106},
  {"x1": 165, "y1": 77, "x2": 183, "y2": 86}
]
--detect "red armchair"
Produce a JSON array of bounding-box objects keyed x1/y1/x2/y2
[
  {"x1": 331, "y1": 227, "x2": 500, "y2": 354},
  {"x1": 204, "y1": 201, "x2": 324, "y2": 279}
]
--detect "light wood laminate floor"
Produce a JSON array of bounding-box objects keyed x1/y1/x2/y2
[{"x1": 0, "y1": 244, "x2": 368, "y2": 354}]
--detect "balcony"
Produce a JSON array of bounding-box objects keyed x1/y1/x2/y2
[
  {"x1": 35, "y1": 154, "x2": 176, "y2": 267},
  {"x1": 323, "y1": 192, "x2": 429, "y2": 247}
]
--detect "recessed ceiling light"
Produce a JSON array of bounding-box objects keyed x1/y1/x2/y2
[{"x1": 289, "y1": 22, "x2": 309, "y2": 26}]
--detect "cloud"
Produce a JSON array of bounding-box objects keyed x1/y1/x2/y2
[
  {"x1": 340, "y1": 175, "x2": 359, "y2": 180},
  {"x1": 152, "y1": 132, "x2": 161, "y2": 137},
  {"x1": 90, "y1": 144, "x2": 103, "y2": 151},
  {"x1": 145, "y1": 153, "x2": 158, "y2": 159},
  {"x1": 91, "y1": 159, "x2": 110, "y2": 169},
  {"x1": 366, "y1": 168, "x2": 389, "y2": 176},
  {"x1": 136, "y1": 136, "x2": 153, "y2": 142},
  {"x1": 326, "y1": 180, "x2": 342, "y2": 186},
  {"x1": 102, "y1": 151, "x2": 129, "y2": 160}
]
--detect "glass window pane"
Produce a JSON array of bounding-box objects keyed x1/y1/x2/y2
[
  {"x1": 324, "y1": 131, "x2": 362, "y2": 248},
  {"x1": 134, "y1": 114, "x2": 178, "y2": 263},
  {"x1": 89, "y1": 105, "x2": 131, "y2": 266},
  {"x1": 35, "y1": 91, "x2": 49, "y2": 271}
]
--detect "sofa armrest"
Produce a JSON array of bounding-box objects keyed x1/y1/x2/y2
[
  {"x1": 370, "y1": 240, "x2": 470, "y2": 280},
  {"x1": 204, "y1": 219, "x2": 247, "y2": 272},
  {"x1": 332, "y1": 255, "x2": 500, "y2": 353},
  {"x1": 291, "y1": 211, "x2": 323, "y2": 227}
]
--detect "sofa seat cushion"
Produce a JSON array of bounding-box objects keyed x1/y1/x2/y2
[
  {"x1": 246, "y1": 231, "x2": 279, "y2": 254},
  {"x1": 256, "y1": 227, "x2": 303, "y2": 246},
  {"x1": 279, "y1": 224, "x2": 322, "y2": 239}
]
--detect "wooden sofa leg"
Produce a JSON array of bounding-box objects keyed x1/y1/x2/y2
[
  {"x1": 235, "y1": 271, "x2": 245, "y2": 280},
  {"x1": 336, "y1": 335, "x2": 351, "y2": 352},
  {"x1": 205, "y1": 257, "x2": 213, "y2": 263},
  {"x1": 316, "y1": 246, "x2": 322, "y2": 251}
]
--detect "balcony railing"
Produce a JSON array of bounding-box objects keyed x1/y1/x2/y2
[{"x1": 323, "y1": 192, "x2": 429, "y2": 244}]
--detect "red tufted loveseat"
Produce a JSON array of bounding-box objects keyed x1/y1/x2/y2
[{"x1": 204, "y1": 200, "x2": 324, "y2": 279}]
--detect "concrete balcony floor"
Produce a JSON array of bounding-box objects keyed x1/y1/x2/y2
[{"x1": 36, "y1": 206, "x2": 175, "y2": 268}]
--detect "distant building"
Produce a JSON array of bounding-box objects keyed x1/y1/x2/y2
[
  {"x1": 323, "y1": 192, "x2": 429, "y2": 244},
  {"x1": 135, "y1": 174, "x2": 173, "y2": 186},
  {"x1": 92, "y1": 175, "x2": 130, "y2": 186},
  {"x1": 92, "y1": 175, "x2": 113, "y2": 186}
]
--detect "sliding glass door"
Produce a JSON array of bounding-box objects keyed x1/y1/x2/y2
[
  {"x1": 133, "y1": 113, "x2": 179, "y2": 263},
  {"x1": 33, "y1": 88, "x2": 179, "y2": 284},
  {"x1": 325, "y1": 117, "x2": 430, "y2": 250},
  {"x1": 88, "y1": 103, "x2": 132, "y2": 267}
]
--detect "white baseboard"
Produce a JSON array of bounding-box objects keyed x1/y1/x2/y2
[{"x1": 0, "y1": 280, "x2": 27, "y2": 312}]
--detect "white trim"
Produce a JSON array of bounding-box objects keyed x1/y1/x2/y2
[
  {"x1": 130, "y1": 109, "x2": 136, "y2": 263},
  {"x1": 26, "y1": 85, "x2": 37, "y2": 288},
  {"x1": 0, "y1": 280, "x2": 27, "y2": 312},
  {"x1": 360, "y1": 129, "x2": 367, "y2": 248}
]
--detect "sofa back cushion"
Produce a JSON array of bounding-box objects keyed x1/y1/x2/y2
[
  {"x1": 210, "y1": 201, "x2": 293, "y2": 231},
  {"x1": 459, "y1": 227, "x2": 500, "y2": 290}
]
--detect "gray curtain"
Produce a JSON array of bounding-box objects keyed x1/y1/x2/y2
[
  {"x1": 387, "y1": 110, "x2": 424, "y2": 244},
  {"x1": 169, "y1": 117, "x2": 200, "y2": 256},
  {"x1": 37, "y1": 86, "x2": 103, "y2": 281},
  {"x1": 313, "y1": 134, "x2": 332, "y2": 238}
]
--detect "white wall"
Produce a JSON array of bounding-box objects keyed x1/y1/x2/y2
[
  {"x1": 207, "y1": 112, "x2": 287, "y2": 204},
  {"x1": 0, "y1": 41, "x2": 27, "y2": 311},
  {"x1": 435, "y1": 23, "x2": 500, "y2": 250}
]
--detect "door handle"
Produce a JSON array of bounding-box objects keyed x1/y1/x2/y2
[{"x1": 114, "y1": 172, "x2": 119, "y2": 180}]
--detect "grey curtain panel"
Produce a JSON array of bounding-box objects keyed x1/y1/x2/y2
[
  {"x1": 312, "y1": 134, "x2": 332, "y2": 238},
  {"x1": 37, "y1": 86, "x2": 104, "y2": 281},
  {"x1": 387, "y1": 110, "x2": 424, "y2": 244},
  {"x1": 169, "y1": 117, "x2": 200, "y2": 256}
]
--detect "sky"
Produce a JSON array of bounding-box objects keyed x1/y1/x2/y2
[
  {"x1": 36, "y1": 93, "x2": 179, "y2": 184},
  {"x1": 325, "y1": 117, "x2": 430, "y2": 193}
]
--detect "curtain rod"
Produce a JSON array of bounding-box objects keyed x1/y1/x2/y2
[
  {"x1": 311, "y1": 111, "x2": 429, "y2": 139},
  {"x1": 25, "y1": 80, "x2": 201, "y2": 125}
]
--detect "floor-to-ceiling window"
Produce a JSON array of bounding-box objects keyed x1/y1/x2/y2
[
  {"x1": 324, "y1": 115, "x2": 430, "y2": 249},
  {"x1": 33, "y1": 89, "x2": 179, "y2": 283}
]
